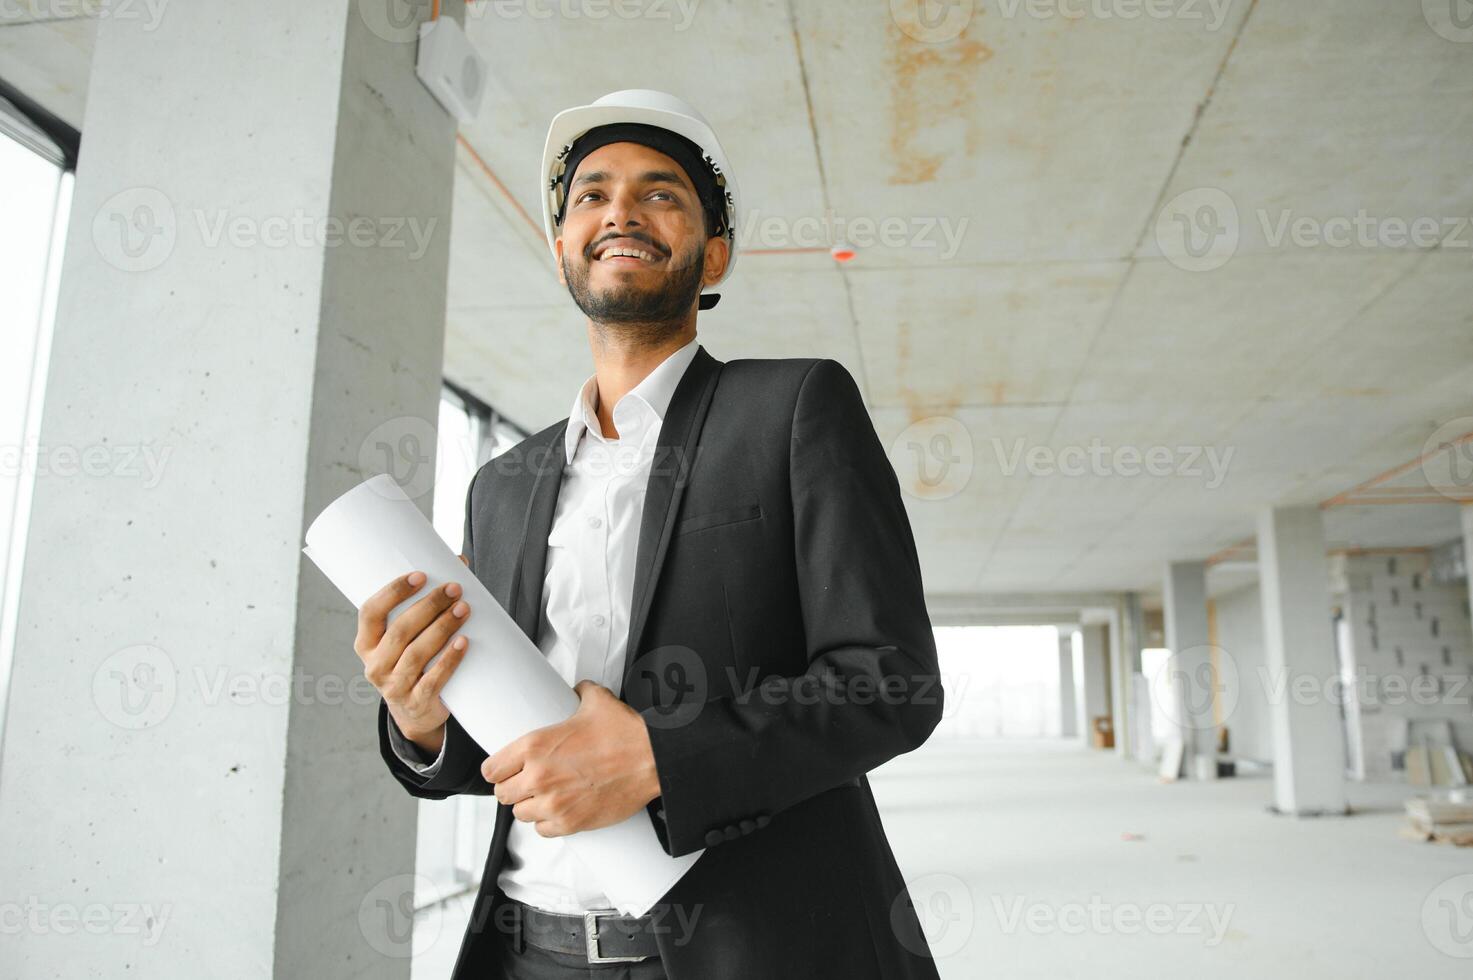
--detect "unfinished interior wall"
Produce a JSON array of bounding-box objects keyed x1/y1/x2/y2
[{"x1": 1335, "y1": 552, "x2": 1473, "y2": 781}]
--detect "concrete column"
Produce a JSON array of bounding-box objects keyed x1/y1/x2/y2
[
  {"x1": 1162, "y1": 561, "x2": 1216, "y2": 774},
  {"x1": 0, "y1": 3, "x2": 462, "y2": 975},
  {"x1": 1078, "y1": 623, "x2": 1110, "y2": 748},
  {"x1": 1256, "y1": 505, "x2": 1348, "y2": 816},
  {"x1": 1108, "y1": 594, "x2": 1143, "y2": 760},
  {"x1": 1056, "y1": 628, "x2": 1078, "y2": 738},
  {"x1": 1107, "y1": 603, "x2": 1124, "y2": 756},
  {"x1": 1462, "y1": 505, "x2": 1473, "y2": 625}
]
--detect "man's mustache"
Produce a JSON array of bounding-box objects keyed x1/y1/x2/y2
[{"x1": 585, "y1": 232, "x2": 670, "y2": 260}]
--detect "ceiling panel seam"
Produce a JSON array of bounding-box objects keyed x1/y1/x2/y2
[{"x1": 785, "y1": 0, "x2": 867, "y2": 402}]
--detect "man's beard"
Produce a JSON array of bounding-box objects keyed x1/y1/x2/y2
[{"x1": 563, "y1": 241, "x2": 706, "y2": 327}]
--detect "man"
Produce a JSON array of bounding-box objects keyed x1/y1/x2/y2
[{"x1": 354, "y1": 90, "x2": 943, "y2": 979}]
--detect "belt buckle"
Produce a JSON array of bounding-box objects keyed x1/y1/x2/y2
[{"x1": 583, "y1": 909, "x2": 648, "y2": 964}]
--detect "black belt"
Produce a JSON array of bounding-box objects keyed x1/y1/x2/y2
[{"x1": 495, "y1": 893, "x2": 660, "y2": 964}]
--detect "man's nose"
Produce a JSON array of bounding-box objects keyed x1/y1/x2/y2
[{"x1": 602, "y1": 190, "x2": 644, "y2": 229}]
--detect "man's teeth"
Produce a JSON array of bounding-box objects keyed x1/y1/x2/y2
[{"x1": 602, "y1": 247, "x2": 656, "y2": 261}]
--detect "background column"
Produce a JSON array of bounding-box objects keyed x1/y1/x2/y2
[
  {"x1": 0, "y1": 2, "x2": 463, "y2": 975},
  {"x1": 1078, "y1": 623, "x2": 1110, "y2": 748},
  {"x1": 1056, "y1": 627, "x2": 1078, "y2": 738},
  {"x1": 1256, "y1": 505, "x2": 1348, "y2": 816},
  {"x1": 1462, "y1": 505, "x2": 1473, "y2": 627},
  {"x1": 1108, "y1": 594, "x2": 1143, "y2": 760},
  {"x1": 1163, "y1": 560, "x2": 1215, "y2": 776}
]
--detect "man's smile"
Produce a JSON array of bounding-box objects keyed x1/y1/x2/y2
[{"x1": 590, "y1": 235, "x2": 667, "y2": 267}]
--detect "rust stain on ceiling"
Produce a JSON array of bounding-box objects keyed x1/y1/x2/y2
[
  {"x1": 896, "y1": 319, "x2": 966, "y2": 428},
  {"x1": 888, "y1": 27, "x2": 993, "y2": 186}
]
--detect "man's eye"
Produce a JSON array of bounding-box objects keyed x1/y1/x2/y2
[
  {"x1": 649, "y1": 191, "x2": 673, "y2": 201},
  {"x1": 576, "y1": 192, "x2": 602, "y2": 204}
]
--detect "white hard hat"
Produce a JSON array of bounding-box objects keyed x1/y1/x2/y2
[{"x1": 540, "y1": 89, "x2": 740, "y2": 309}]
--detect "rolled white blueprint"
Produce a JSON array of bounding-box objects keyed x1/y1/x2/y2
[{"x1": 303, "y1": 474, "x2": 701, "y2": 915}]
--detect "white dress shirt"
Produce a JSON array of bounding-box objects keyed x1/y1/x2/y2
[{"x1": 386, "y1": 335, "x2": 701, "y2": 914}]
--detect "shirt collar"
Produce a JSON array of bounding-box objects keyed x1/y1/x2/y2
[{"x1": 564, "y1": 336, "x2": 701, "y2": 465}]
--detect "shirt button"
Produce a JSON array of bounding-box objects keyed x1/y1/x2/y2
[
  {"x1": 592, "y1": 614, "x2": 607, "y2": 628},
  {"x1": 588, "y1": 515, "x2": 603, "y2": 529}
]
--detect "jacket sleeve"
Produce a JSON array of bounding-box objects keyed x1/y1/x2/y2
[
  {"x1": 378, "y1": 702, "x2": 495, "y2": 799},
  {"x1": 386, "y1": 709, "x2": 446, "y2": 774},
  {"x1": 642, "y1": 358, "x2": 943, "y2": 857},
  {"x1": 377, "y1": 465, "x2": 494, "y2": 800}
]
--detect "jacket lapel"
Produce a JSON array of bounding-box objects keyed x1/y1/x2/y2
[
  {"x1": 621, "y1": 345, "x2": 723, "y2": 691},
  {"x1": 510, "y1": 425, "x2": 568, "y2": 640}
]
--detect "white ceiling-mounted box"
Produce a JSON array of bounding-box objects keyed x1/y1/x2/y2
[{"x1": 416, "y1": 17, "x2": 486, "y2": 124}]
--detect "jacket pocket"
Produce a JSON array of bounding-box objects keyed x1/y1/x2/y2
[{"x1": 675, "y1": 500, "x2": 763, "y2": 536}]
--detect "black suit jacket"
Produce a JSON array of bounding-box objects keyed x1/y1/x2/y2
[{"x1": 378, "y1": 345, "x2": 944, "y2": 979}]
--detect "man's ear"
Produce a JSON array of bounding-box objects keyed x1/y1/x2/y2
[
  {"x1": 703, "y1": 236, "x2": 730, "y2": 287},
  {"x1": 554, "y1": 235, "x2": 567, "y2": 286}
]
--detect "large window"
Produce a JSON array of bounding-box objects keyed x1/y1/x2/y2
[
  {"x1": 414, "y1": 389, "x2": 526, "y2": 933},
  {"x1": 932, "y1": 626, "x2": 1063, "y2": 738},
  {"x1": 430, "y1": 388, "x2": 526, "y2": 556},
  {"x1": 0, "y1": 123, "x2": 73, "y2": 752}
]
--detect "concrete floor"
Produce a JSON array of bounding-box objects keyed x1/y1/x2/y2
[
  {"x1": 874, "y1": 739, "x2": 1473, "y2": 978},
  {"x1": 412, "y1": 739, "x2": 1473, "y2": 977}
]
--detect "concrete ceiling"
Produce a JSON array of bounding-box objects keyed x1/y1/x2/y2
[{"x1": 5, "y1": 1, "x2": 1472, "y2": 602}]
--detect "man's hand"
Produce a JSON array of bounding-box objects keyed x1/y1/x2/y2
[
  {"x1": 355, "y1": 559, "x2": 473, "y2": 757},
  {"x1": 483, "y1": 680, "x2": 661, "y2": 838}
]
